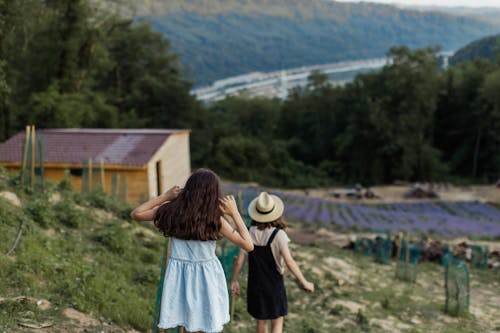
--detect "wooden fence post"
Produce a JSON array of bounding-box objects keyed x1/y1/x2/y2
[
  {"x1": 88, "y1": 158, "x2": 93, "y2": 192},
  {"x1": 100, "y1": 158, "x2": 105, "y2": 191},
  {"x1": 404, "y1": 232, "x2": 410, "y2": 279},
  {"x1": 395, "y1": 232, "x2": 402, "y2": 278},
  {"x1": 30, "y1": 125, "x2": 35, "y2": 189},
  {"x1": 38, "y1": 135, "x2": 45, "y2": 188},
  {"x1": 230, "y1": 256, "x2": 237, "y2": 323},
  {"x1": 20, "y1": 125, "x2": 30, "y2": 184}
]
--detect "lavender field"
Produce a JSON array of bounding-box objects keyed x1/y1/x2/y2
[{"x1": 224, "y1": 185, "x2": 500, "y2": 238}]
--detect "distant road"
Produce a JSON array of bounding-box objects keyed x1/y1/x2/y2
[{"x1": 191, "y1": 53, "x2": 453, "y2": 103}]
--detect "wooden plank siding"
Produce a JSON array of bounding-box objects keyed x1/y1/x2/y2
[{"x1": 147, "y1": 132, "x2": 191, "y2": 198}]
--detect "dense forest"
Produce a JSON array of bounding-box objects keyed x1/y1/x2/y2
[
  {"x1": 137, "y1": 0, "x2": 500, "y2": 85},
  {"x1": 450, "y1": 34, "x2": 500, "y2": 65},
  {"x1": 1, "y1": 0, "x2": 499, "y2": 188}
]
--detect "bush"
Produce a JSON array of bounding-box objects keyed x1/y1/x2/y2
[
  {"x1": 25, "y1": 196, "x2": 55, "y2": 228},
  {"x1": 82, "y1": 190, "x2": 133, "y2": 220},
  {"x1": 93, "y1": 225, "x2": 129, "y2": 253},
  {"x1": 54, "y1": 200, "x2": 87, "y2": 228}
]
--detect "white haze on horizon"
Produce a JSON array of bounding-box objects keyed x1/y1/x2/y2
[{"x1": 334, "y1": 0, "x2": 500, "y2": 8}]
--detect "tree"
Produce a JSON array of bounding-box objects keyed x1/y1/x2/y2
[
  {"x1": 95, "y1": 21, "x2": 197, "y2": 128},
  {"x1": 336, "y1": 47, "x2": 445, "y2": 182},
  {"x1": 435, "y1": 59, "x2": 498, "y2": 180}
]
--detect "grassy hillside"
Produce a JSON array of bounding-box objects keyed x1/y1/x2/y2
[
  {"x1": 134, "y1": 0, "x2": 499, "y2": 85},
  {"x1": 1, "y1": 168, "x2": 499, "y2": 332},
  {"x1": 0, "y1": 169, "x2": 164, "y2": 332},
  {"x1": 229, "y1": 233, "x2": 500, "y2": 333}
]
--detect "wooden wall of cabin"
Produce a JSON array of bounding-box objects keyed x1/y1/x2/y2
[
  {"x1": 2, "y1": 165, "x2": 149, "y2": 203},
  {"x1": 147, "y1": 132, "x2": 191, "y2": 198}
]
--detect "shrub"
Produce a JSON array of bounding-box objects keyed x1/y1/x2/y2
[
  {"x1": 53, "y1": 200, "x2": 87, "y2": 228},
  {"x1": 25, "y1": 196, "x2": 55, "y2": 228}
]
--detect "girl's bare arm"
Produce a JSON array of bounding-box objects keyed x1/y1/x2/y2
[
  {"x1": 130, "y1": 186, "x2": 181, "y2": 221},
  {"x1": 230, "y1": 251, "x2": 246, "y2": 296},
  {"x1": 282, "y1": 243, "x2": 314, "y2": 292},
  {"x1": 220, "y1": 195, "x2": 254, "y2": 252}
]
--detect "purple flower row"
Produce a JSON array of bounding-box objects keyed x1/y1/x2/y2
[{"x1": 222, "y1": 184, "x2": 500, "y2": 238}]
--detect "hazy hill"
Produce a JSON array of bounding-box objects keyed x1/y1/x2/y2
[
  {"x1": 135, "y1": 0, "x2": 499, "y2": 85},
  {"x1": 403, "y1": 5, "x2": 500, "y2": 25},
  {"x1": 449, "y1": 33, "x2": 500, "y2": 65}
]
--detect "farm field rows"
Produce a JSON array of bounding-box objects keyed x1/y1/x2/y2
[{"x1": 224, "y1": 184, "x2": 500, "y2": 239}]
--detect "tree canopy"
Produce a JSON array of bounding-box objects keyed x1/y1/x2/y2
[{"x1": 1, "y1": 1, "x2": 499, "y2": 187}]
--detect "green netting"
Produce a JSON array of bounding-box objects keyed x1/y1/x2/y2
[
  {"x1": 396, "y1": 239, "x2": 422, "y2": 282},
  {"x1": 354, "y1": 237, "x2": 373, "y2": 256},
  {"x1": 152, "y1": 241, "x2": 167, "y2": 333},
  {"x1": 444, "y1": 254, "x2": 470, "y2": 316},
  {"x1": 151, "y1": 240, "x2": 181, "y2": 333},
  {"x1": 441, "y1": 244, "x2": 451, "y2": 266},
  {"x1": 218, "y1": 242, "x2": 240, "y2": 281},
  {"x1": 374, "y1": 233, "x2": 392, "y2": 264},
  {"x1": 470, "y1": 245, "x2": 488, "y2": 269}
]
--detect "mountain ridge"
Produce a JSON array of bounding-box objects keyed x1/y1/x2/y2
[
  {"x1": 135, "y1": 0, "x2": 500, "y2": 85},
  {"x1": 450, "y1": 33, "x2": 500, "y2": 65}
]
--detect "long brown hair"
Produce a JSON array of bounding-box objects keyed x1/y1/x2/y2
[
  {"x1": 251, "y1": 217, "x2": 287, "y2": 230},
  {"x1": 154, "y1": 168, "x2": 222, "y2": 240}
]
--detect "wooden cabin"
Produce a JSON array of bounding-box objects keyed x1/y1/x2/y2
[{"x1": 0, "y1": 129, "x2": 191, "y2": 203}]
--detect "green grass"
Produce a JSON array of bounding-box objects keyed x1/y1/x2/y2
[
  {"x1": 1, "y1": 168, "x2": 498, "y2": 332},
  {"x1": 0, "y1": 170, "x2": 164, "y2": 332}
]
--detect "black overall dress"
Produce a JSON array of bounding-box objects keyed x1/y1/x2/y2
[{"x1": 247, "y1": 228, "x2": 288, "y2": 320}]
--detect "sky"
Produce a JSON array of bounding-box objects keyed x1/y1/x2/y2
[{"x1": 335, "y1": 0, "x2": 500, "y2": 7}]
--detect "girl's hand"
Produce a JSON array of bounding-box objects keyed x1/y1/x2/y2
[
  {"x1": 220, "y1": 195, "x2": 238, "y2": 216},
  {"x1": 302, "y1": 280, "x2": 315, "y2": 293},
  {"x1": 164, "y1": 185, "x2": 181, "y2": 201},
  {"x1": 231, "y1": 280, "x2": 241, "y2": 296}
]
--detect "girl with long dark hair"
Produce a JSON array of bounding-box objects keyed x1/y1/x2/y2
[{"x1": 131, "y1": 168, "x2": 253, "y2": 333}]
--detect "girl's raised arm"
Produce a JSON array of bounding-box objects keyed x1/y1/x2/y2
[
  {"x1": 130, "y1": 186, "x2": 181, "y2": 221},
  {"x1": 220, "y1": 195, "x2": 254, "y2": 252}
]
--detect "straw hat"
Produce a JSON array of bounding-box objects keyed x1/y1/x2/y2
[{"x1": 248, "y1": 192, "x2": 284, "y2": 223}]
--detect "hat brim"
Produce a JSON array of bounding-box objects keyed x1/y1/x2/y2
[{"x1": 248, "y1": 194, "x2": 284, "y2": 223}]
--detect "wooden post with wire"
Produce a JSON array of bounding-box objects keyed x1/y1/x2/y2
[
  {"x1": 395, "y1": 232, "x2": 403, "y2": 278},
  {"x1": 30, "y1": 125, "x2": 35, "y2": 189},
  {"x1": 404, "y1": 232, "x2": 410, "y2": 279},
  {"x1": 38, "y1": 135, "x2": 45, "y2": 189},
  {"x1": 237, "y1": 190, "x2": 243, "y2": 212},
  {"x1": 100, "y1": 158, "x2": 105, "y2": 191},
  {"x1": 230, "y1": 256, "x2": 237, "y2": 322},
  {"x1": 156, "y1": 238, "x2": 172, "y2": 333},
  {"x1": 20, "y1": 125, "x2": 31, "y2": 184},
  {"x1": 88, "y1": 158, "x2": 93, "y2": 192}
]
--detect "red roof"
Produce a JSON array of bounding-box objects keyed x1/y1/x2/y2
[{"x1": 0, "y1": 129, "x2": 187, "y2": 167}]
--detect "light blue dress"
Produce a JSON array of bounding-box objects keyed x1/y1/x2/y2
[{"x1": 158, "y1": 238, "x2": 230, "y2": 332}]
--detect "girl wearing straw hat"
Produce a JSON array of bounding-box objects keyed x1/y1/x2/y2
[{"x1": 231, "y1": 192, "x2": 314, "y2": 333}]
